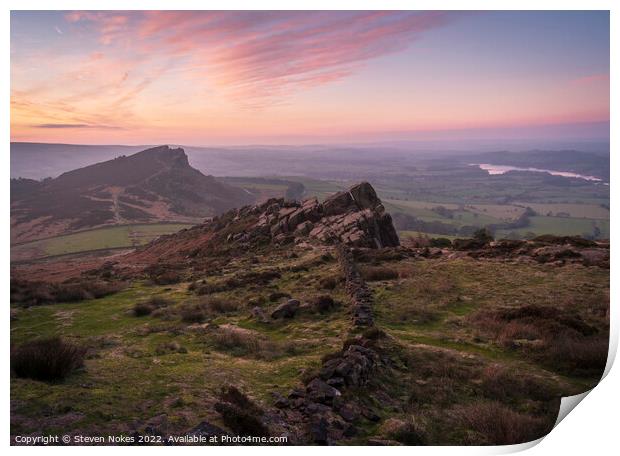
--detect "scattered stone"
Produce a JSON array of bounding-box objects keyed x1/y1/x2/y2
[
  {"x1": 251, "y1": 306, "x2": 269, "y2": 323},
  {"x1": 306, "y1": 378, "x2": 341, "y2": 405},
  {"x1": 271, "y1": 299, "x2": 300, "y2": 319}
]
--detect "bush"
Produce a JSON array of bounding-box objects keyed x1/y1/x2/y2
[
  {"x1": 181, "y1": 306, "x2": 206, "y2": 323},
  {"x1": 215, "y1": 386, "x2": 269, "y2": 436},
  {"x1": 479, "y1": 365, "x2": 556, "y2": 402},
  {"x1": 203, "y1": 297, "x2": 238, "y2": 313},
  {"x1": 312, "y1": 295, "x2": 337, "y2": 313},
  {"x1": 268, "y1": 291, "x2": 291, "y2": 302},
  {"x1": 215, "y1": 401, "x2": 269, "y2": 437},
  {"x1": 360, "y1": 266, "x2": 399, "y2": 281},
  {"x1": 133, "y1": 302, "x2": 154, "y2": 317},
  {"x1": 319, "y1": 277, "x2": 337, "y2": 290},
  {"x1": 11, "y1": 279, "x2": 124, "y2": 307},
  {"x1": 381, "y1": 417, "x2": 427, "y2": 445},
  {"x1": 152, "y1": 271, "x2": 181, "y2": 285},
  {"x1": 546, "y1": 334, "x2": 608, "y2": 373},
  {"x1": 473, "y1": 228, "x2": 494, "y2": 243},
  {"x1": 430, "y1": 237, "x2": 452, "y2": 248},
  {"x1": 133, "y1": 297, "x2": 172, "y2": 317},
  {"x1": 457, "y1": 401, "x2": 550, "y2": 445},
  {"x1": 11, "y1": 337, "x2": 86, "y2": 382},
  {"x1": 212, "y1": 327, "x2": 262, "y2": 355}
]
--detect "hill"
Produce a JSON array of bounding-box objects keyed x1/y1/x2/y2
[
  {"x1": 10, "y1": 146, "x2": 254, "y2": 243},
  {"x1": 10, "y1": 182, "x2": 609, "y2": 445}
]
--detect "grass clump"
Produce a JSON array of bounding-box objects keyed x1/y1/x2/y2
[
  {"x1": 457, "y1": 401, "x2": 550, "y2": 445},
  {"x1": 203, "y1": 297, "x2": 238, "y2": 314},
  {"x1": 133, "y1": 296, "x2": 172, "y2": 317},
  {"x1": 11, "y1": 337, "x2": 86, "y2": 382},
  {"x1": 360, "y1": 266, "x2": 399, "y2": 281}
]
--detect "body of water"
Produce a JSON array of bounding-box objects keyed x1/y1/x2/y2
[{"x1": 474, "y1": 163, "x2": 604, "y2": 182}]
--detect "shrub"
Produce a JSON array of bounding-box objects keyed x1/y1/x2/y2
[
  {"x1": 546, "y1": 334, "x2": 608, "y2": 373},
  {"x1": 148, "y1": 296, "x2": 173, "y2": 308},
  {"x1": 473, "y1": 228, "x2": 494, "y2": 243},
  {"x1": 11, "y1": 337, "x2": 86, "y2": 382},
  {"x1": 319, "y1": 277, "x2": 337, "y2": 290},
  {"x1": 457, "y1": 401, "x2": 550, "y2": 445},
  {"x1": 382, "y1": 417, "x2": 427, "y2": 445},
  {"x1": 212, "y1": 327, "x2": 262, "y2": 355},
  {"x1": 196, "y1": 283, "x2": 225, "y2": 295},
  {"x1": 360, "y1": 266, "x2": 399, "y2": 281},
  {"x1": 133, "y1": 297, "x2": 171, "y2": 317},
  {"x1": 479, "y1": 365, "x2": 556, "y2": 402},
  {"x1": 152, "y1": 271, "x2": 181, "y2": 285},
  {"x1": 203, "y1": 297, "x2": 238, "y2": 313},
  {"x1": 215, "y1": 401, "x2": 269, "y2": 437},
  {"x1": 430, "y1": 237, "x2": 452, "y2": 248},
  {"x1": 215, "y1": 386, "x2": 269, "y2": 436},
  {"x1": 219, "y1": 385, "x2": 262, "y2": 415},
  {"x1": 10, "y1": 279, "x2": 124, "y2": 307},
  {"x1": 268, "y1": 291, "x2": 291, "y2": 302},
  {"x1": 312, "y1": 295, "x2": 337, "y2": 313},
  {"x1": 180, "y1": 306, "x2": 206, "y2": 323},
  {"x1": 362, "y1": 326, "x2": 387, "y2": 340},
  {"x1": 133, "y1": 302, "x2": 154, "y2": 317}
]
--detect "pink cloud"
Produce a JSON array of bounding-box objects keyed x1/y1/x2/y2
[
  {"x1": 64, "y1": 11, "x2": 458, "y2": 107},
  {"x1": 571, "y1": 73, "x2": 610, "y2": 86}
]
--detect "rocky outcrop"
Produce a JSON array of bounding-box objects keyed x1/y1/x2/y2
[{"x1": 224, "y1": 182, "x2": 399, "y2": 249}]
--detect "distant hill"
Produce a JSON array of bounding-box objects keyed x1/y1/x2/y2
[
  {"x1": 10, "y1": 142, "x2": 150, "y2": 179},
  {"x1": 10, "y1": 146, "x2": 254, "y2": 243}
]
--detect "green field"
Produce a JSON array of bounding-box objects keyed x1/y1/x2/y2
[
  {"x1": 11, "y1": 223, "x2": 195, "y2": 260},
  {"x1": 495, "y1": 216, "x2": 609, "y2": 239}
]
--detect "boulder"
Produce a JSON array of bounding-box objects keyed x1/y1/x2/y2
[
  {"x1": 348, "y1": 182, "x2": 381, "y2": 210},
  {"x1": 271, "y1": 299, "x2": 300, "y2": 319},
  {"x1": 322, "y1": 191, "x2": 356, "y2": 216},
  {"x1": 306, "y1": 378, "x2": 342, "y2": 405}
]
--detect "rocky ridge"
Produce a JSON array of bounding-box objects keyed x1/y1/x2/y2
[{"x1": 224, "y1": 181, "x2": 399, "y2": 249}]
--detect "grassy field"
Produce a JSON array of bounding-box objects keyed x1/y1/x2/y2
[
  {"x1": 514, "y1": 202, "x2": 609, "y2": 219},
  {"x1": 10, "y1": 248, "x2": 608, "y2": 443},
  {"x1": 399, "y1": 231, "x2": 459, "y2": 241},
  {"x1": 11, "y1": 223, "x2": 194, "y2": 260},
  {"x1": 495, "y1": 216, "x2": 609, "y2": 239},
  {"x1": 10, "y1": 248, "x2": 349, "y2": 438}
]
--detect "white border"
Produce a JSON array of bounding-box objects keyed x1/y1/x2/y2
[{"x1": 2, "y1": 1, "x2": 617, "y2": 455}]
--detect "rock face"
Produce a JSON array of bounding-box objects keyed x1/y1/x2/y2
[{"x1": 228, "y1": 182, "x2": 399, "y2": 249}]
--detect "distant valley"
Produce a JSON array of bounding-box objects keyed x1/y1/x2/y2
[{"x1": 10, "y1": 142, "x2": 610, "y2": 262}]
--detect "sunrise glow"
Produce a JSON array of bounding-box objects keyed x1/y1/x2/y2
[{"x1": 10, "y1": 11, "x2": 610, "y2": 145}]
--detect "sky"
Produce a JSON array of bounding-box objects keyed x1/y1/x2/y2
[{"x1": 10, "y1": 10, "x2": 610, "y2": 146}]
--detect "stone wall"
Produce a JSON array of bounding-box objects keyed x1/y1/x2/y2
[{"x1": 337, "y1": 244, "x2": 374, "y2": 327}]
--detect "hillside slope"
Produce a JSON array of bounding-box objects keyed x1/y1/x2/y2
[
  {"x1": 9, "y1": 183, "x2": 609, "y2": 444},
  {"x1": 11, "y1": 146, "x2": 254, "y2": 243}
]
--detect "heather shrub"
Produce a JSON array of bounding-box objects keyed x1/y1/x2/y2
[
  {"x1": 457, "y1": 401, "x2": 550, "y2": 445},
  {"x1": 11, "y1": 337, "x2": 86, "y2": 382},
  {"x1": 180, "y1": 305, "x2": 206, "y2": 323},
  {"x1": 203, "y1": 297, "x2": 238, "y2": 313},
  {"x1": 360, "y1": 266, "x2": 399, "y2": 281}
]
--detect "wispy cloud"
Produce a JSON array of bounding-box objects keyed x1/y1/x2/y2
[
  {"x1": 570, "y1": 73, "x2": 610, "y2": 86},
  {"x1": 64, "y1": 11, "x2": 458, "y2": 107},
  {"x1": 33, "y1": 123, "x2": 123, "y2": 129}
]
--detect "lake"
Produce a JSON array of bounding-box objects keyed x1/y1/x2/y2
[{"x1": 474, "y1": 163, "x2": 603, "y2": 182}]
